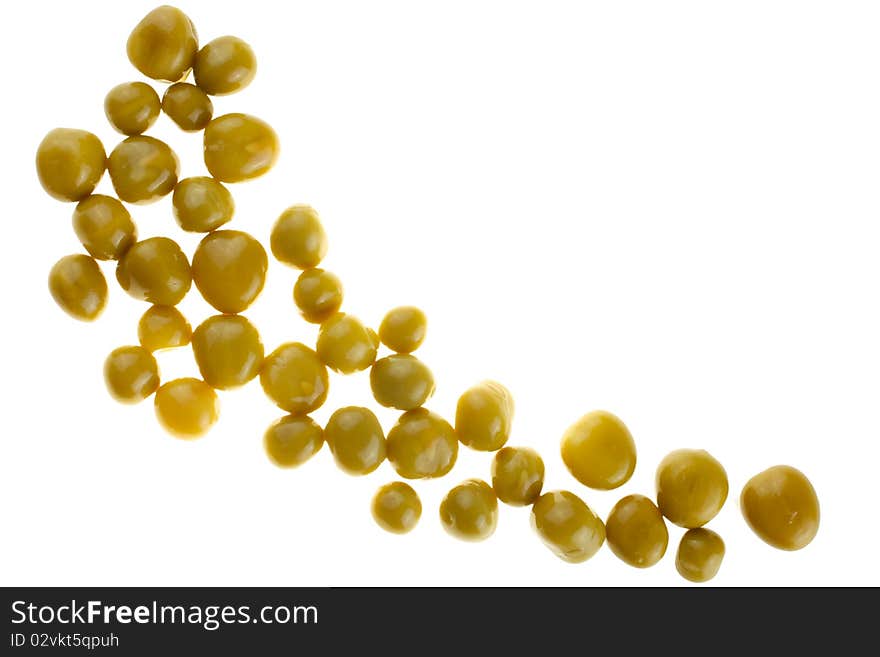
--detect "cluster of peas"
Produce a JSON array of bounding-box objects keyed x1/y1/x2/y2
[{"x1": 37, "y1": 6, "x2": 820, "y2": 583}]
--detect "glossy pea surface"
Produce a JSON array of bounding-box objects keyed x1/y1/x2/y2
[
  {"x1": 104, "y1": 82, "x2": 160, "y2": 135},
  {"x1": 36, "y1": 129, "x2": 106, "y2": 202},
  {"x1": 656, "y1": 449, "x2": 728, "y2": 529},
  {"x1": 491, "y1": 446, "x2": 544, "y2": 506},
  {"x1": 561, "y1": 410, "x2": 636, "y2": 490},
  {"x1": 455, "y1": 381, "x2": 514, "y2": 452},
  {"x1": 372, "y1": 482, "x2": 421, "y2": 534},
  {"x1": 103, "y1": 346, "x2": 160, "y2": 403},
  {"x1": 264, "y1": 415, "x2": 324, "y2": 468},
  {"x1": 531, "y1": 490, "x2": 606, "y2": 563},
  {"x1": 191, "y1": 230, "x2": 267, "y2": 313},
  {"x1": 386, "y1": 408, "x2": 458, "y2": 479},
  {"x1": 48, "y1": 254, "x2": 107, "y2": 321},
  {"x1": 72, "y1": 195, "x2": 137, "y2": 260},
  {"x1": 138, "y1": 305, "x2": 191, "y2": 351},
  {"x1": 741, "y1": 465, "x2": 819, "y2": 551},
  {"x1": 325, "y1": 406, "x2": 386, "y2": 475},
  {"x1": 154, "y1": 377, "x2": 219, "y2": 439},
  {"x1": 203, "y1": 113, "x2": 279, "y2": 183},
  {"x1": 192, "y1": 315, "x2": 264, "y2": 389},
  {"x1": 378, "y1": 306, "x2": 427, "y2": 353},
  {"x1": 108, "y1": 136, "x2": 179, "y2": 204},
  {"x1": 126, "y1": 6, "x2": 198, "y2": 82},
  {"x1": 194, "y1": 36, "x2": 256, "y2": 95},
  {"x1": 316, "y1": 313, "x2": 378, "y2": 374},
  {"x1": 172, "y1": 177, "x2": 234, "y2": 232},
  {"x1": 162, "y1": 82, "x2": 213, "y2": 131},
  {"x1": 605, "y1": 494, "x2": 668, "y2": 568},
  {"x1": 676, "y1": 528, "x2": 725, "y2": 583},
  {"x1": 260, "y1": 343, "x2": 329, "y2": 415},
  {"x1": 440, "y1": 479, "x2": 498, "y2": 542},
  {"x1": 370, "y1": 354, "x2": 435, "y2": 411},
  {"x1": 116, "y1": 237, "x2": 191, "y2": 306},
  {"x1": 293, "y1": 269, "x2": 343, "y2": 323},
  {"x1": 270, "y1": 205, "x2": 327, "y2": 269}
]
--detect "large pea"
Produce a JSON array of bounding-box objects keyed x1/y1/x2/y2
[
  {"x1": 372, "y1": 482, "x2": 422, "y2": 534},
  {"x1": 440, "y1": 479, "x2": 498, "y2": 542},
  {"x1": 203, "y1": 113, "x2": 279, "y2": 183},
  {"x1": 676, "y1": 528, "x2": 725, "y2": 583},
  {"x1": 72, "y1": 195, "x2": 137, "y2": 261},
  {"x1": 561, "y1": 410, "x2": 636, "y2": 490},
  {"x1": 656, "y1": 449, "x2": 728, "y2": 528},
  {"x1": 455, "y1": 381, "x2": 514, "y2": 452},
  {"x1": 264, "y1": 415, "x2": 324, "y2": 468},
  {"x1": 191, "y1": 230, "x2": 267, "y2": 313},
  {"x1": 260, "y1": 343, "x2": 329, "y2": 415},
  {"x1": 740, "y1": 465, "x2": 819, "y2": 551},
  {"x1": 491, "y1": 446, "x2": 544, "y2": 506},
  {"x1": 530, "y1": 490, "x2": 605, "y2": 563},
  {"x1": 270, "y1": 205, "x2": 328, "y2": 269},
  {"x1": 116, "y1": 237, "x2": 192, "y2": 306},
  {"x1": 108, "y1": 136, "x2": 179, "y2": 204},
  {"x1": 370, "y1": 354, "x2": 435, "y2": 411},
  {"x1": 193, "y1": 36, "x2": 257, "y2": 95},
  {"x1": 325, "y1": 406, "x2": 386, "y2": 475},
  {"x1": 316, "y1": 313, "x2": 378, "y2": 374},
  {"x1": 36, "y1": 129, "x2": 106, "y2": 202},
  {"x1": 103, "y1": 346, "x2": 160, "y2": 403},
  {"x1": 605, "y1": 494, "x2": 668, "y2": 568},
  {"x1": 378, "y1": 306, "x2": 427, "y2": 354},
  {"x1": 154, "y1": 377, "x2": 219, "y2": 439},
  {"x1": 48, "y1": 254, "x2": 108, "y2": 321},
  {"x1": 191, "y1": 315, "x2": 264, "y2": 390},
  {"x1": 126, "y1": 6, "x2": 198, "y2": 82},
  {"x1": 386, "y1": 408, "x2": 458, "y2": 479}
]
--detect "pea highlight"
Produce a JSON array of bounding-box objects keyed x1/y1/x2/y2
[
  {"x1": 127, "y1": 6, "x2": 198, "y2": 82},
  {"x1": 561, "y1": 410, "x2": 636, "y2": 490},
  {"x1": 370, "y1": 354, "x2": 435, "y2": 411},
  {"x1": 455, "y1": 381, "x2": 514, "y2": 452},
  {"x1": 605, "y1": 494, "x2": 668, "y2": 569},
  {"x1": 162, "y1": 82, "x2": 213, "y2": 131},
  {"x1": 378, "y1": 306, "x2": 427, "y2": 353},
  {"x1": 324, "y1": 406, "x2": 386, "y2": 475},
  {"x1": 108, "y1": 136, "x2": 179, "y2": 204},
  {"x1": 36, "y1": 128, "x2": 106, "y2": 202},
  {"x1": 740, "y1": 465, "x2": 820, "y2": 551},
  {"x1": 656, "y1": 449, "x2": 728, "y2": 529},
  {"x1": 193, "y1": 36, "x2": 257, "y2": 95},
  {"x1": 260, "y1": 343, "x2": 329, "y2": 415},
  {"x1": 316, "y1": 313, "x2": 378, "y2": 374},
  {"x1": 531, "y1": 490, "x2": 606, "y2": 564},
  {"x1": 191, "y1": 314, "x2": 264, "y2": 390},
  {"x1": 154, "y1": 377, "x2": 219, "y2": 439},
  {"x1": 386, "y1": 408, "x2": 458, "y2": 479},
  {"x1": 137, "y1": 305, "x2": 192, "y2": 351},
  {"x1": 440, "y1": 479, "x2": 498, "y2": 542},
  {"x1": 293, "y1": 269, "x2": 344, "y2": 323},
  {"x1": 104, "y1": 82, "x2": 160, "y2": 136},
  {"x1": 172, "y1": 177, "x2": 234, "y2": 232},
  {"x1": 116, "y1": 237, "x2": 192, "y2": 306},
  {"x1": 270, "y1": 205, "x2": 328, "y2": 269},
  {"x1": 72, "y1": 195, "x2": 137, "y2": 261},
  {"x1": 491, "y1": 446, "x2": 544, "y2": 506},
  {"x1": 264, "y1": 415, "x2": 324, "y2": 468},
  {"x1": 48, "y1": 254, "x2": 108, "y2": 321},
  {"x1": 203, "y1": 113, "x2": 279, "y2": 183},
  {"x1": 103, "y1": 346, "x2": 160, "y2": 403},
  {"x1": 191, "y1": 230, "x2": 267, "y2": 313},
  {"x1": 372, "y1": 482, "x2": 421, "y2": 534},
  {"x1": 676, "y1": 528, "x2": 725, "y2": 583}
]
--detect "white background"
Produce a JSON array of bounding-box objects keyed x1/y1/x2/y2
[{"x1": 1, "y1": 0, "x2": 878, "y2": 586}]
